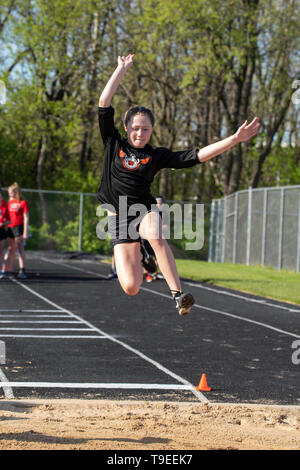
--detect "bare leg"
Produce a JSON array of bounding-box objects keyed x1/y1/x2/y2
[
  {"x1": 111, "y1": 254, "x2": 115, "y2": 272},
  {"x1": 6, "y1": 238, "x2": 16, "y2": 272},
  {"x1": 15, "y1": 236, "x2": 25, "y2": 270},
  {"x1": 0, "y1": 241, "x2": 4, "y2": 272},
  {"x1": 2, "y1": 247, "x2": 9, "y2": 271},
  {"x1": 139, "y1": 211, "x2": 181, "y2": 293},
  {"x1": 114, "y1": 242, "x2": 143, "y2": 295}
]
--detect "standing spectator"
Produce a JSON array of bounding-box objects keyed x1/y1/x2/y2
[
  {"x1": 0, "y1": 188, "x2": 10, "y2": 279},
  {"x1": 5, "y1": 182, "x2": 29, "y2": 279}
]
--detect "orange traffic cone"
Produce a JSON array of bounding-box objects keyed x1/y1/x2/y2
[{"x1": 195, "y1": 373, "x2": 212, "y2": 391}]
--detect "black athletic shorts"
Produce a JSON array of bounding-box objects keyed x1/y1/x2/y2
[
  {"x1": 0, "y1": 228, "x2": 7, "y2": 241},
  {"x1": 108, "y1": 214, "x2": 143, "y2": 248},
  {"x1": 6, "y1": 225, "x2": 24, "y2": 239},
  {"x1": 106, "y1": 209, "x2": 161, "y2": 248}
]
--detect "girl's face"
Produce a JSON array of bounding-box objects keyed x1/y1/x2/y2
[
  {"x1": 8, "y1": 188, "x2": 16, "y2": 198},
  {"x1": 124, "y1": 113, "x2": 153, "y2": 149}
]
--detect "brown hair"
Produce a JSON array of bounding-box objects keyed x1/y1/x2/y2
[{"x1": 123, "y1": 106, "x2": 155, "y2": 127}]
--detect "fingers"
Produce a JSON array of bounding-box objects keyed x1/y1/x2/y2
[
  {"x1": 240, "y1": 120, "x2": 248, "y2": 129},
  {"x1": 236, "y1": 116, "x2": 260, "y2": 142},
  {"x1": 242, "y1": 117, "x2": 260, "y2": 138},
  {"x1": 245, "y1": 116, "x2": 260, "y2": 129},
  {"x1": 118, "y1": 54, "x2": 135, "y2": 63},
  {"x1": 250, "y1": 121, "x2": 260, "y2": 135}
]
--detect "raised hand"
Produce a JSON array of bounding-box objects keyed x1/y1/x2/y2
[
  {"x1": 117, "y1": 54, "x2": 135, "y2": 70},
  {"x1": 99, "y1": 54, "x2": 135, "y2": 107},
  {"x1": 235, "y1": 117, "x2": 261, "y2": 143}
]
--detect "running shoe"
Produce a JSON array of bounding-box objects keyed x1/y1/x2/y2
[
  {"x1": 108, "y1": 271, "x2": 118, "y2": 280},
  {"x1": 17, "y1": 271, "x2": 27, "y2": 279},
  {"x1": 174, "y1": 292, "x2": 195, "y2": 316},
  {"x1": 145, "y1": 273, "x2": 153, "y2": 283},
  {"x1": 4, "y1": 271, "x2": 14, "y2": 278},
  {"x1": 140, "y1": 242, "x2": 157, "y2": 274}
]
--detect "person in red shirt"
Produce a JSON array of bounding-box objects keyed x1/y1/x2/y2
[
  {"x1": 4, "y1": 182, "x2": 29, "y2": 279},
  {"x1": 0, "y1": 188, "x2": 10, "y2": 279}
]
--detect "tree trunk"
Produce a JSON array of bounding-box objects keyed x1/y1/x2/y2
[
  {"x1": 36, "y1": 135, "x2": 48, "y2": 225},
  {"x1": 159, "y1": 168, "x2": 169, "y2": 199},
  {"x1": 251, "y1": 95, "x2": 291, "y2": 188}
]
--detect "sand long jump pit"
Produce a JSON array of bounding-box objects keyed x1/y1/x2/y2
[{"x1": 0, "y1": 398, "x2": 300, "y2": 450}]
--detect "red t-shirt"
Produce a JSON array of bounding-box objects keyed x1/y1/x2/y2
[
  {"x1": 8, "y1": 199, "x2": 29, "y2": 227},
  {"x1": 0, "y1": 199, "x2": 9, "y2": 225}
]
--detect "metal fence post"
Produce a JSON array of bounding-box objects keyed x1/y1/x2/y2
[
  {"x1": 297, "y1": 189, "x2": 300, "y2": 273},
  {"x1": 278, "y1": 187, "x2": 285, "y2": 271},
  {"x1": 246, "y1": 187, "x2": 252, "y2": 266},
  {"x1": 233, "y1": 192, "x2": 238, "y2": 264},
  {"x1": 261, "y1": 188, "x2": 268, "y2": 267},
  {"x1": 215, "y1": 199, "x2": 220, "y2": 262},
  {"x1": 208, "y1": 200, "x2": 216, "y2": 263},
  {"x1": 218, "y1": 199, "x2": 223, "y2": 263},
  {"x1": 78, "y1": 192, "x2": 84, "y2": 252},
  {"x1": 222, "y1": 196, "x2": 227, "y2": 263}
]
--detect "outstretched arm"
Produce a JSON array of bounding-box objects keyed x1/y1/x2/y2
[
  {"x1": 99, "y1": 55, "x2": 135, "y2": 108},
  {"x1": 197, "y1": 117, "x2": 260, "y2": 163}
]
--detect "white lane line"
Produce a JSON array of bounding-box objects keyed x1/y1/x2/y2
[
  {"x1": 47, "y1": 257, "x2": 300, "y2": 327},
  {"x1": 10, "y1": 278, "x2": 98, "y2": 328},
  {"x1": 141, "y1": 287, "x2": 300, "y2": 340},
  {"x1": 8, "y1": 269, "x2": 207, "y2": 402},
  {"x1": 0, "y1": 315, "x2": 71, "y2": 318},
  {"x1": 0, "y1": 327, "x2": 94, "y2": 331},
  {"x1": 0, "y1": 335, "x2": 107, "y2": 338},
  {"x1": 0, "y1": 368, "x2": 14, "y2": 398},
  {"x1": 40, "y1": 258, "x2": 108, "y2": 279},
  {"x1": 44, "y1": 257, "x2": 300, "y2": 314},
  {"x1": 0, "y1": 382, "x2": 194, "y2": 391},
  {"x1": 40, "y1": 257, "x2": 108, "y2": 279},
  {"x1": 0, "y1": 309, "x2": 68, "y2": 313},
  {"x1": 0, "y1": 320, "x2": 82, "y2": 323},
  {"x1": 185, "y1": 282, "x2": 300, "y2": 313}
]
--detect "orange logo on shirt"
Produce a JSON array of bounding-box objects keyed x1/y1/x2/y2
[{"x1": 118, "y1": 147, "x2": 150, "y2": 171}]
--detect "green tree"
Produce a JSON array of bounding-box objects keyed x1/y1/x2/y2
[{"x1": 1, "y1": 0, "x2": 300, "y2": 207}]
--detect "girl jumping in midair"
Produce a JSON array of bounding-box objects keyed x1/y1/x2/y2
[{"x1": 97, "y1": 55, "x2": 260, "y2": 315}]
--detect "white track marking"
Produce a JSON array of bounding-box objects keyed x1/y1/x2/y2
[
  {"x1": 0, "y1": 320, "x2": 83, "y2": 323},
  {"x1": 142, "y1": 287, "x2": 300, "y2": 340},
  {"x1": 186, "y1": 282, "x2": 300, "y2": 313},
  {"x1": 45, "y1": 256, "x2": 300, "y2": 320},
  {"x1": 0, "y1": 368, "x2": 14, "y2": 398},
  {"x1": 40, "y1": 257, "x2": 108, "y2": 279},
  {"x1": 0, "y1": 315, "x2": 71, "y2": 318},
  {"x1": 0, "y1": 328, "x2": 94, "y2": 331},
  {"x1": 5, "y1": 275, "x2": 207, "y2": 402},
  {"x1": 0, "y1": 382, "x2": 194, "y2": 391},
  {"x1": 0, "y1": 309, "x2": 66, "y2": 313},
  {"x1": 39, "y1": 259, "x2": 108, "y2": 279},
  {"x1": 0, "y1": 335, "x2": 106, "y2": 338}
]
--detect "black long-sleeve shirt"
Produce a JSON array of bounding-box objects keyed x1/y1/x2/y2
[{"x1": 97, "y1": 106, "x2": 200, "y2": 212}]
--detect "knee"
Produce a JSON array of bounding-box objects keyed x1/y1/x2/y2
[
  {"x1": 146, "y1": 236, "x2": 164, "y2": 251},
  {"x1": 123, "y1": 284, "x2": 140, "y2": 296},
  {"x1": 121, "y1": 279, "x2": 141, "y2": 296}
]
